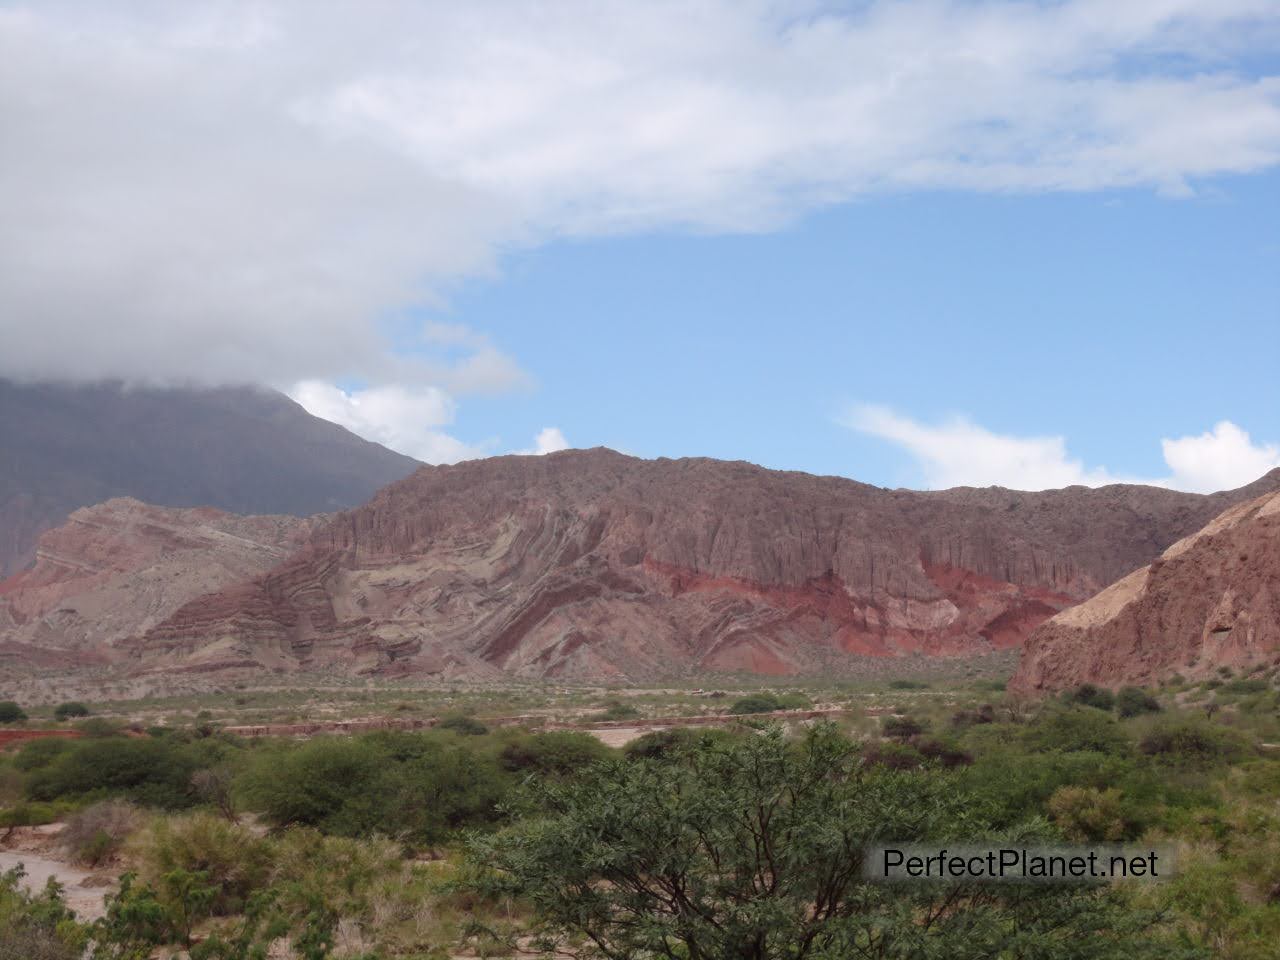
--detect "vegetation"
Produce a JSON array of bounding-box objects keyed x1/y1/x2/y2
[
  {"x1": 0, "y1": 676, "x2": 1276, "y2": 958},
  {"x1": 53, "y1": 702, "x2": 91, "y2": 722},
  {"x1": 0, "y1": 701, "x2": 28, "y2": 723}
]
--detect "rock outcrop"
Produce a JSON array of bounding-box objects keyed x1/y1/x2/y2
[
  {"x1": 0, "y1": 379, "x2": 417, "y2": 578},
  {"x1": 0, "y1": 498, "x2": 321, "y2": 673},
  {"x1": 1010, "y1": 488, "x2": 1280, "y2": 693},
  {"x1": 126, "y1": 449, "x2": 1280, "y2": 680}
]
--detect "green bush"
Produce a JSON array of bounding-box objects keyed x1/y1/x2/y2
[
  {"x1": 25, "y1": 737, "x2": 214, "y2": 808},
  {"x1": 12, "y1": 737, "x2": 73, "y2": 772},
  {"x1": 242, "y1": 733, "x2": 510, "y2": 843},
  {"x1": 1021, "y1": 707, "x2": 1130, "y2": 755},
  {"x1": 860, "y1": 740, "x2": 924, "y2": 770},
  {"x1": 0, "y1": 701, "x2": 28, "y2": 723},
  {"x1": 1116, "y1": 687, "x2": 1161, "y2": 718},
  {"x1": 499, "y1": 731, "x2": 613, "y2": 778},
  {"x1": 592, "y1": 700, "x2": 641, "y2": 721},
  {"x1": 1220, "y1": 678, "x2": 1269, "y2": 695},
  {"x1": 1138, "y1": 720, "x2": 1252, "y2": 767},
  {"x1": 135, "y1": 813, "x2": 270, "y2": 916},
  {"x1": 1046, "y1": 786, "x2": 1130, "y2": 841},
  {"x1": 727, "y1": 693, "x2": 780, "y2": 715},
  {"x1": 1068, "y1": 684, "x2": 1116, "y2": 711},
  {"x1": 882, "y1": 716, "x2": 924, "y2": 739},
  {"x1": 888, "y1": 680, "x2": 929, "y2": 690},
  {"x1": 52, "y1": 703, "x2": 90, "y2": 722},
  {"x1": 435, "y1": 714, "x2": 489, "y2": 736}
]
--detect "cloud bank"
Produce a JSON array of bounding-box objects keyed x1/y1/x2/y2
[
  {"x1": 2, "y1": 0, "x2": 1279, "y2": 395},
  {"x1": 845, "y1": 406, "x2": 1280, "y2": 493}
]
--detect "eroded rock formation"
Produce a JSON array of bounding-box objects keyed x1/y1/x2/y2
[
  {"x1": 127, "y1": 450, "x2": 1280, "y2": 680},
  {"x1": 1010, "y1": 488, "x2": 1280, "y2": 693},
  {"x1": 0, "y1": 498, "x2": 321, "y2": 672}
]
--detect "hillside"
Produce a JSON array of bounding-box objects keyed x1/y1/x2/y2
[
  {"x1": 1010, "y1": 487, "x2": 1280, "y2": 693},
  {"x1": 0, "y1": 498, "x2": 322, "y2": 676},
  {"x1": 126, "y1": 449, "x2": 1280, "y2": 680}
]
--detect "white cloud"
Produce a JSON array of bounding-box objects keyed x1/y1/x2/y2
[
  {"x1": 1162, "y1": 421, "x2": 1280, "y2": 493},
  {"x1": 519, "y1": 427, "x2": 571, "y2": 456},
  {"x1": 845, "y1": 405, "x2": 1122, "y2": 490},
  {"x1": 0, "y1": 1, "x2": 1278, "y2": 393},
  {"x1": 289, "y1": 380, "x2": 481, "y2": 464},
  {"x1": 845, "y1": 405, "x2": 1280, "y2": 492}
]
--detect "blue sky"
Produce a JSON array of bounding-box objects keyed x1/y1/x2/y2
[
  {"x1": 2, "y1": 1, "x2": 1279, "y2": 491},
  {"x1": 428, "y1": 176, "x2": 1280, "y2": 488}
]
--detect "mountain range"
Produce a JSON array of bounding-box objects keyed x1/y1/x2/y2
[{"x1": 3, "y1": 384, "x2": 1278, "y2": 688}]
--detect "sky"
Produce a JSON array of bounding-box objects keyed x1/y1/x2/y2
[{"x1": 1, "y1": 1, "x2": 1278, "y2": 492}]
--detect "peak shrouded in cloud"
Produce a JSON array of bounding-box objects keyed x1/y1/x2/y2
[{"x1": 846, "y1": 405, "x2": 1280, "y2": 493}]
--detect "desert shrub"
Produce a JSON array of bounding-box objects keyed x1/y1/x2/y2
[
  {"x1": 860, "y1": 740, "x2": 924, "y2": 770},
  {"x1": 0, "y1": 701, "x2": 28, "y2": 723},
  {"x1": 52, "y1": 702, "x2": 90, "y2": 722},
  {"x1": 60, "y1": 800, "x2": 141, "y2": 866},
  {"x1": 1138, "y1": 720, "x2": 1252, "y2": 767},
  {"x1": 498, "y1": 731, "x2": 612, "y2": 778},
  {"x1": 242, "y1": 734, "x2": 509, "y2": 843},
  {"x1": 436, "y1": 713, "x2": 490, "y2": 736},
  {"x1": 882, "y1": 715, "x2": 923, "y2": 739},
  {"x1": 888, "y1": 680, "x2": 929, "y2": 690},
  {"x1": 71, "y1": 718, "x2": 125, "y2": 738},
  {"x1": 914, "y1": 738, "x2": 973, "y2": 768},
  {"x1": 951, "y1": 703, "x2": 997, "y2": 728},
  {"x1": 12, "y1": 737, "x2": 74, "y2": 772},
  {"x1": 1021, "y1": 707, "x2": 1130, "y2": 755},
  {"x1": 1068, "y1": 684, "x2": 1116, "y2": 711},
  {"x1": 191, "y1": 766, "x2": 237, "y2": 821},
  {"x1": 1046, "y1": 786, "x2": 1129, "y2": 841},
  {"x1": 1220, "y1": 678, "x2": 1269, "y2": 695},
  {"x1": 25, "y1": 737, "x2": 206, "y2": 808},
  {"x1": 134, "y1": 813, "x2": 270, "y2": 916},
  {"x1": 624, "y1": 727, "x2": 741, "y2": 762},
  {"x1": 0, "y1": 866, "x2": 84, "y2": 960},
  {"x1": 1116, "y1": 687, "x2": 1161, "y2": 718},
  {"x1": 0, "y1": 801, "x2": 73, "y2": 828},
  {"x1": 959, "y1": 750, "x2": 1142, "y2": 829},
  {"x1": 592, "y1": 700, "x2": 640, "y2": 721},
  {"x1": 727, "y1": 693, "x2": 781, "y2": 715},
  {"x1": 239, "y1": 737, "x2": 388, "y2": 834}
]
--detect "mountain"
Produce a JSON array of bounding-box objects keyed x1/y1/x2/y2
[
  {"x1": 0, "y1": 498, "x2": 322, "y2": 676},
  {"x1": 1010, "y1": 488, "x2": 1280, "y2": 694},
  {"x1": 123, "y1": 449, "x2": 1280, "y2": 680},
  {"x1": 0, "y1": 379, "x2": 418, "y2": 577}
]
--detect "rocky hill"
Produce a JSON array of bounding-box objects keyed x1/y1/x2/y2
[
  {"x1": 0, "y1": 379, "x2": 418, "y2": 578},
  {"x1": 124, "y1": 449, "x2": 1280, "y2": 680},
  {"x1": 0, "y1": 498, "x2": 322, "y2": 676},
  {"x1": 1010, "y1": 488, "x2": 1280, "y2": 693}
]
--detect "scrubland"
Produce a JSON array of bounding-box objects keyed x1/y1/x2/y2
[{"x1": 1, "y1": 665, "x2": 1279, "y2": 959}]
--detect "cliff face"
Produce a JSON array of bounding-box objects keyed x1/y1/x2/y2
[
  {"x1": 0, "y1": 498, "x2": 321, "y2": 673},
  {"x1": 1010, "y1": 489, "x2": 1280, "y2": 693},
  {"x1": 0, "y1": 379, "x2": 418, "y2": 578},
  {"x1": 127, "y1": 450, "x2": 1280, "y2": 680}
]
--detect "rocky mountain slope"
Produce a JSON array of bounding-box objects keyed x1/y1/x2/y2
[
  {"x1": 1010, "y1": 488, "x2": 1280, "y2": 693},
  {"x1": 124, "y1": 449, "x2": 1280, "y2": 680},
  {"x1": 0, "y1": 499, "x2": 322, "y2": 676},
  {"x1": 0, "y1": 379, "x2": 418, "y2": 578}
]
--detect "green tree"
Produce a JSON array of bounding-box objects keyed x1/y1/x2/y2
[
  {"x1": 53, "y1": 702, "x2": 91, "y2": 721},
  {"x1": 470, "y1": 724, "x2": 1194, "y2": 960},
  {"x1": 0, "y1": 701, "x2": 28, "y2": 723}
]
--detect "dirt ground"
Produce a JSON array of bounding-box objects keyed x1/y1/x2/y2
[{"x1": 0, "y1": 825, "x2": 117, "y2": 920}]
